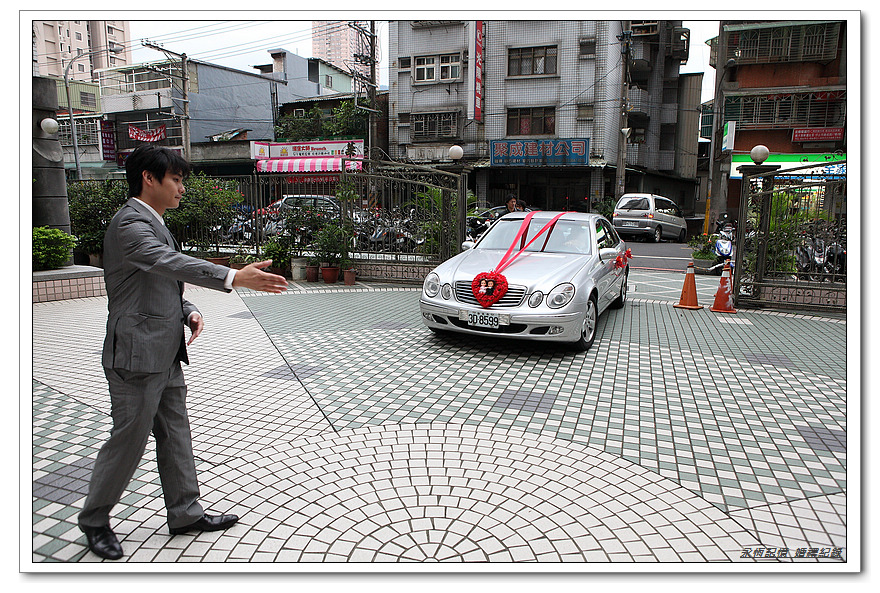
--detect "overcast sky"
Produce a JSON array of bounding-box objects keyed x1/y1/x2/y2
[
  {"x1": 128, "y1": 19, "x2": 720, "y2": 100},
  {"x1": 128, "y1": 20, "x2": 391, "y2": 86}
]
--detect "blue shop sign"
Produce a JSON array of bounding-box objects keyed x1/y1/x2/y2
[{"x1": 490, "y1": 138, "x2": 590, "y2": 167}]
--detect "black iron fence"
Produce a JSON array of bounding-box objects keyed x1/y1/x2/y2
[
  {"x1": 733, "y1": 160, "x2": 847, "y2": 312},
  {"x1": 68, "y1": 160, "x2": 463, "y2": 282}
]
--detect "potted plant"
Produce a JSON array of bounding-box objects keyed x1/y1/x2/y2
[
  {"x1": 33, "y1": 227, "x2": 77, "y2": 271},
  {"x1": 315, "y1": 222, "x2": 347, "y2": 283},
  {"x1": 341, "y1": 258, "x2": 357, "y2": 286},
  {"x1": 305, "y1": 256, "x2": 320, "y2": 282},
  {"x1": 229, "y1": 243, "x2": 256, "y2": 270},
  {"x1": 262, "y1": 237, "x2": 292, "y2": 278},
  {"x1": 688, "y1": 233, "x2": 717, "y2": 272}
]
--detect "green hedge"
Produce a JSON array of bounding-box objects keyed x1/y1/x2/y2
[{"x1": 67, "y1": 174, "x2": 244, "y2": 255}]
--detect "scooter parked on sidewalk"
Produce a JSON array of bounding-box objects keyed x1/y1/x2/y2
[{"x1": 708, "y1": 215, "x2": 736, "y2": 276}]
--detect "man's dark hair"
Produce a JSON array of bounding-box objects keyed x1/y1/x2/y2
[{"x1": 125, "y1": 144, "x2": 191, "y2": 198}]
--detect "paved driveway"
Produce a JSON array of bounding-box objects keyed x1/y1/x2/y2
[{"x1": 30, "y1": 271, "x2": 849, "y2": 566}]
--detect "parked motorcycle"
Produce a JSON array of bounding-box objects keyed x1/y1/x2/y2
[
  {"x1": 466, "y1": 216, "x2": 493, "y2": 243},
  {"x1": 708, "y1": 216, "x2": 736, "y2": 275},
  {"x1": 822, "y1": 220, "x2": 846, "y2": 282},
  {"x1": 795, "y1": 231, "x2": 827, "y2": 282},
  {"x1": 825, "y1": 242, "x2": 846, "y2": 281}
]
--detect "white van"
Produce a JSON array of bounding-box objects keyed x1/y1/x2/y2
[{"x1": 611, "y1": 193, "x2": 687, "y2": 243}]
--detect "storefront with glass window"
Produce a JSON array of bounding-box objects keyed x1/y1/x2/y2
[{"x1": 476, "y1": 138, "x2": 607, "y2": 212}]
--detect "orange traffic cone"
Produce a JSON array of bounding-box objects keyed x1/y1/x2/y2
[
  {"x1": 709, "y1": 262, "x2": 737, "y2": 313},
  {"x1": 674, "y1": 262, "x2": 703, "y2": 310}
]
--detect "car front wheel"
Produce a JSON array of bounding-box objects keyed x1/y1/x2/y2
[
  {"x1": 611, "y1": 269, "x2": 628, "y2": 309},
  {"x1": 572, "y1": 295, "x2": 598, "y2": 351}
]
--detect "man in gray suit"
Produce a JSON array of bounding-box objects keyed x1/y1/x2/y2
[{"x1": 77, "y1": 145, "x2": 289, "y2": 560}]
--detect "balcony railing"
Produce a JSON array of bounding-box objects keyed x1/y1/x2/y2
[
  {"x1": 719, "y1": 21, "x2": 841, "y2": 66},
  {"x1": 723, "y1": 90, "x2": 846, "y2": 130}
]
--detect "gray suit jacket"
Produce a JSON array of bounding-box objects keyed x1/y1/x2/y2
[{"x1": 101, "y1": 198, "x2": 231, "y2": 373}]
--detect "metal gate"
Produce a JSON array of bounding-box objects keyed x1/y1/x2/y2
[
  {"x1": 227, "y1": 159, "x2": 464, "y2": 282},
  {"x1": 733, "y1": 161, "x2": 847, "y2": 312}
]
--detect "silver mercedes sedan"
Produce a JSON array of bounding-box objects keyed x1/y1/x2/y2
[{"x1": 420, "y1": 211, "x2": 629, "y2": 351}]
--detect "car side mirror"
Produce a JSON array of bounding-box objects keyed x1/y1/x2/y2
[
  {"x1": 461, "y1": 241, "x2": 475, "y2": 250},
  {"x1": 599, "y1": 247, "x2": 617, "y2": 261}
]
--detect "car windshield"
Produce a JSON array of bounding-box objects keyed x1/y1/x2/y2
[
  {"x1": 617, "y1": 197, "x2": 649, "y2": 210},
  {"x1": 477, "y1": 218, "x2": 592, "y2": 255}
]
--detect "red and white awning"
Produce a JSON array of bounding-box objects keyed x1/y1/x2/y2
[{"x1": 255, "y1": 157, "x2": 362, "y2": 173}]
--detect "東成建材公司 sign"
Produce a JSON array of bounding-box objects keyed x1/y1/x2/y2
[{"x1": 490, "y1": 139, "x2": 589, "y2": 167}]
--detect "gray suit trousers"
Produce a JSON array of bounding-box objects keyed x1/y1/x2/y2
[{"x1": 78, "y1": 363, "x2": 204, "y2": 529}]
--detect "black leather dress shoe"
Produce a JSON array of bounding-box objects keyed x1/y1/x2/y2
[
  {"x1": 169, "y1": 512, "x2": 240, "y2": 535},
  {"x1": 80, "y1": 525, "x2": 124, "y2": 560}
]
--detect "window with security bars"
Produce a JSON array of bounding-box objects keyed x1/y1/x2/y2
[
  {"x1": 724, "y1": 91, "x2": 846, "y2": 129},
  {"x1": 411, "y1": 112, "x2": 458, "y2": 139},
  {"x1": 506, "y1": 107, "x2": 556, "y2": 135},
  {"x1": 803, "y1": 24, "x2": 831, "y2": 59},
  {"x1": 726, "y1": 22, "x2": 841, "y2": 64},
  {"x1": 508, "y1": 46, "x2": 558, "y2": 76},
  {"x1": 58, "y1": 118, "x2": 101, "y2": 146}
]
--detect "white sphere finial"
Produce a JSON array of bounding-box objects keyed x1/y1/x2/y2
[
  {"x1": 40, "y1": 118, "x2": 59, "y2": 135},
  {"x1": 448, "y1": 145, "x2": 464, "y2": 160},
  {"x1": 750, "y1": 145, "x2": 770, "y2": 165}
]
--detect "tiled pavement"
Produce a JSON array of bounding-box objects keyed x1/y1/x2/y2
[{"x1": 28, "y1": 270, "x2": 852, "y2": 568}]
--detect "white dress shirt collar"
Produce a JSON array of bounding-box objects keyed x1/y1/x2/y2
[{"x1": 132, "y1": 197, "x2": 165, "y2": 225}]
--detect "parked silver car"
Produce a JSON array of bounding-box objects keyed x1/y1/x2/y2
[
  {"x1": 420, "y1": 212, "x2": 628, "y2": 351},
  {"x1": 612, "y1": 193, "x2": 687, "y2": 243}
]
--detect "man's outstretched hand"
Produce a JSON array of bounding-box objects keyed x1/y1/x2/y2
[{"x1": 231, "y1": 260, "x2": 289, "y2": 293}]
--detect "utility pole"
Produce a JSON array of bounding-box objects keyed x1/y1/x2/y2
[
  {"x1": 615, "y1": 24, "x2": 632, "y2": 201},
  {"x1": 708, "y1": 23, "x2": 733, "y2": 227},
  {"x1": 180, "y1": 53, "x2": 190, "y2": 160},
  {"x1": 142, "y1": 41, "x2": 190, "y2": 159},
  {"x1": 351, "y1": 21, "x2": 379, "y2": 161},
  {"x1": 369, "y1": 21, "x2": 378, "y2": 161}
]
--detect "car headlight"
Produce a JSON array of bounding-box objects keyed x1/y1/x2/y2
[
  {"x1": 424, "y1": 272, "x2": 441, "y2": 297},
  {"x1": 547, "y1": 283, "x2": 575, "y2": 309},
  {"x1": 441, "y1": 283, "x2": 453, "y2": 300},
  {"x1": 528, "y1": 291, "x2": 544, "y2": 307}
]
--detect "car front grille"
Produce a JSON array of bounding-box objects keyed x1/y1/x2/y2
[{"x1": 454, "y1": 281, "x2": 526, "y2": 307}]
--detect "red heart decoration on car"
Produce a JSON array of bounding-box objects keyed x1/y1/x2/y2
[{"x1": 472, "y1": 271, "x2": 509, "y2": 308}]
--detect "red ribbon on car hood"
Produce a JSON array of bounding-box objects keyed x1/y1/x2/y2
[
  {"x1": 494, "y1": 211, "x2": 569, "y2": 274},
  {"x1": 471, "y1": 212, "x2": 569, "y2": 308}
]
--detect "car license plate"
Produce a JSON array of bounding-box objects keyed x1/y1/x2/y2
[
  {"x1": 621, "y1": 221, "x2": 638, "y2": 227},
  {"x1": 461, "y1": 310, "x2": 506, "y2": 329}
]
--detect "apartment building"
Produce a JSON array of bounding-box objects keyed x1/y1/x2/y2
[
  {"x1": 705, "y1": 19, "x2": 848, "y2": 219},
  {"x1": 32, "y1": 20, "x2": 132, "y2": 81},
  {"x1": 388, "y1": 19, "x2": 699, "y2": 212},
  {"x1": 312, "y1": 21, "x2": 371, "y2": 82}
]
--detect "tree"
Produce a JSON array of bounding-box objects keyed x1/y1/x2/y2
[
  {"x1": 323, "y1": 99, "x2": 368, "y2": 138},
  {"x1": 275, "y1": 106, "x2": 324, "y2": 140}
]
